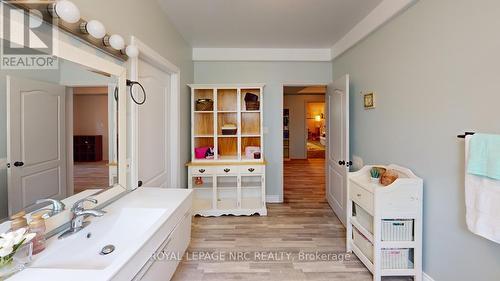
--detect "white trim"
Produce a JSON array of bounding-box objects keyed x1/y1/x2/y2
[
  {"x1": 330, "y1": 0, "x2": 415, "y2": 60},
  {"x1": 0, "y1": 158, "x2": 6, "y2": 169},
  {"x1": 193, "y1": 48, "x2": 332, "y2": 62},
  {"x1": 129, "y1": 36, "x2": 182, "y2": 189},
  {"x1": 266, "y1": 195, "x2": 282, "y2": 203},
  {"x1": 424, "y1": 272, "x2": 436, "y2": 281}
]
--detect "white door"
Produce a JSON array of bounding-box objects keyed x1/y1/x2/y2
[
  {"x1": 7, "y1": 76, "x2": 67, "y2": 215},
  {"x1": 137, "y1": 60, "x2": 171, "y2": 188},
  {"x1": 326, "y1": 74, "x2": 350, "y2": 226}
]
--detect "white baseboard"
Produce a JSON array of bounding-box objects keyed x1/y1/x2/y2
[
  {"x1": 0, "y1": 158, "x2": 7, "y2": 170},
  {"x1": 266, "y1": 195, "x2": 282, "y2": 203},
  {"x1": 424, "y1": 272, "x2": 435, "y2": 281}
]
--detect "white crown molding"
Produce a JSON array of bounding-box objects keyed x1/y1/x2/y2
[
  {"x1": 424, "y1": 272, "x2": 436, "y2": 281},
  {"x1": 192, "y1": 48, "x2": 332, "y2": 62},
  {"x1": 330, "y1": 0, "x2": 416, "y2": 60}
]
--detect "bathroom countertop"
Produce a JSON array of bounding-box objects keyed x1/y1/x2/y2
[{"x1": 8, "y1": 187, "x2": 192, "y2": 281}]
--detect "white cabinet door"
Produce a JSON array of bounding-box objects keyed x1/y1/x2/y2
[
  {"x1": 326, "y1": 74, "x2": 350, "y2": 226},
  {"x1": 7, "y1": 76, "x2": 67, "y2": 214},
  {"x1": 137, "y1": 60, "x2": 171, "y2": 188}
]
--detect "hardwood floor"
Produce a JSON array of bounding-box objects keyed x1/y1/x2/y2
[
  {"x1": 73, "y1": 161, "x2": 109, "y2": 193},
  {"x1": 172, "y1": 159, "x2": 374, "y2": 281}
]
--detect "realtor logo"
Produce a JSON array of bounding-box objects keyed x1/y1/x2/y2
[{"x1": 1, "y1": 1, "x2": 58, "y2": 69}]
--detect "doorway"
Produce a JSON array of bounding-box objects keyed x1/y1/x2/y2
[{"x1": 283, "y1": 85, "x2": 327, "y2": 203}]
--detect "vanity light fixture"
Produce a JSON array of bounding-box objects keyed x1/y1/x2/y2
[
  {"x1": 104, "y1": 34, "x2": 125, "y2": 51},
  {"x1": 124, "y1": 45, "x2": 139, "y2": 58},
  {"x1": 80, "y1": 20, "x2": 106, "y2": 39},
  {"x1": 48, "y1": 0, "x2": 81, "y2": 24}
]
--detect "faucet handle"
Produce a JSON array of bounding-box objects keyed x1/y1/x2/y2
[
  {"x1": 71, "y1": 198, "x2": 98, "y2": 212},
  {"x1": 36, "y1": 198, "x2": 66, "y2": 212}
]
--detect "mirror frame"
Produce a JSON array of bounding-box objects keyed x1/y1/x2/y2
[{"x1": 0, "y1": 8, "x2": 129, "y2": 233}]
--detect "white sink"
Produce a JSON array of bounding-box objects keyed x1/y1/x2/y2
[{"x1": 30, "y1": 207, "x2": 166, "y2": 270}]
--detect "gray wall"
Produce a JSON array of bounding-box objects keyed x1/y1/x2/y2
[
  {"x1": 284, "y1": 94, "x2": 325, "y2": 159},
  {"x1": 331, "y1": 0, "x2": 500, "y2": 280},
  {"x1": 195, "y1": 61, "x2": 332, "y2": 199},
  {"x1": 73, "y1": 0, "x2": 194, "y2": 187}
]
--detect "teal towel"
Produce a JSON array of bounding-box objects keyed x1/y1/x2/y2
[{"x1": 467, "y1": 133, "x2": 500, "y2": 180}]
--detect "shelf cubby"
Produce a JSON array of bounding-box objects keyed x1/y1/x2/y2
[
  {"x1": 217, "y1": 89, "x2": 237, "y2": 111},
  {"x1": 241, "y1": 112, "x2": 260, "y2": 135},
  {"x1": 217, "y1": 112, "x2": 238, "y2": 135},
  {"x1": 218, "y1": 137, "x2": 238, "y2": 160},
  {"x1": 194, "y1": 113, "x2": 214, "y2": 136},
  {"x1": 241, "y1": 137, "x2": 261, "y2": 160},
  {"x1": 241, "y1": 89, "x2": 261, "y2": 111}
]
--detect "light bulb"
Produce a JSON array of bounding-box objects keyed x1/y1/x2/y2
[
  {"x1": 52, "y1": 0, "x2": 80, "y2": 24},
  {"x1": 107, "y1": 34, "x2": 124, "y2": 50},
  {"x1": 125, "y1": 45, "x2": 139, "y2": 58},
  {"x1": 84, "y1": 20, "x2": 106, "y2": 39}
]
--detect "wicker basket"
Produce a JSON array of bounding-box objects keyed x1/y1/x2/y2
[
  {"x1": 245, "y1": 101, "x2": 260, "y2": 111},
  {"x1": 195, "y1": 99, "x2": 213, "y2": 111}
]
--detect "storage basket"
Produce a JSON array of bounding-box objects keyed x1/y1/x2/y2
[
  {"x1": 381, "y1": 248, "x2": 413, "y2": 269},
  {"x1": 221, "y1": 128, "x2": 237, "y2": 135},
  {"x1": 381, "y1": 219, "x2": 413, "y2": 241},
  {"x1": 354, "y1": 203, "x2": 373, "y2": 233},
  {"x1": 195, "y1": 99, "x2": 213, "y2": 111},
  {"x1": 244, "y1": 93, "x2": 260, "y2": 110},
  {"x1": 353, "y1": 228, "x2": 373, "y2": 262}
]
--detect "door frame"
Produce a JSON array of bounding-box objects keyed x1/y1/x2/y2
[
  {"x1": 281, "y1": 82, "x2": 329, "y2": 203},
  {"x1": 128, "y1": 36, "x2": 181, "y2": 189}
]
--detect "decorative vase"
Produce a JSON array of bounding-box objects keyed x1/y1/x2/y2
[
  {"x1": 0, "y1": 243, "x2": 32, "y2": 278},
  {"x1": 370, "y1": 177, "x2": 379, "y2": 184}
]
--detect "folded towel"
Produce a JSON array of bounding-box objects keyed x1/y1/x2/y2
[
  {"x1": 465, "y1": 136, "x2": 500, "y2": 244},
  {"x1": 467, "y1": 133, "x2": 500, "y2": 180}
]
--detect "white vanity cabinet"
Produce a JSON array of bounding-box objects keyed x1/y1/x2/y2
[
  {"x1": 346, "y1": 165, "x2": 423, "y2": 281},
  {"x1": 188, "y1": 162, "x2": 267, "y2": 216}
]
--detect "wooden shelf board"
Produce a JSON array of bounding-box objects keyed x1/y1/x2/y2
[
  {"x1": 242, "y1": 134, "x2": 260, "y2": 137},
  {"x1": 194, "y1": 135, "x2": 214, "y2": 138},
  {"x1": 186, "y1": 161, "x2": 266, "y2": 166},
  {"x1": 218, "y1": 135, "x2": 238, "y2": 138},
  {"x1": 194, "y1": 111, "x2": 214, "y2": 113}
]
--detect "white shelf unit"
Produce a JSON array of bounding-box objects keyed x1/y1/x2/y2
[
  {"x1": 346, "y1": 165, "x2": 423, "y2": 281},
  {"x1": 187, "y1": 84, "x2": 266, "y2": 217}
]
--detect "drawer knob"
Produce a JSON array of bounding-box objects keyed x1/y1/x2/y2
[
  {"x1": 248, "y1": 168, "x2": 255, "y2": 172},
  {"x1": 224, "y1": 168, "x2": 230, "y2": 173},
  {"x1": 199, "y1": 169, "x2": 205, "y2": 173}
]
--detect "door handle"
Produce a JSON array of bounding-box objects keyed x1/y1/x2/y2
[
  {"x1": 199, "y1": 169, "x2": 206, "y2": 173},
  {"x1": 338, "y1": 160, "x2": 345, "y2": 166},
  {"x1": 13, "y1": 161, "x2": 24, "y2": 167},
  {"x1": 224, "y1": 168, "x2": 230, "y2": 173},
  {"x1": 346, "y1": 161, "x2": 353, "y2": 167},
  {"x1": 248, "y1": 168, "x2": 255, "y2": 172}
]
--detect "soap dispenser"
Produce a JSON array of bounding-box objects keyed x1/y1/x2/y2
[
  {"x1": 10, "y1": 211, "x2": 28, "y2": 231},
  {"x1": 29, "y1": 211, "x2": 47, "y2": 255}
]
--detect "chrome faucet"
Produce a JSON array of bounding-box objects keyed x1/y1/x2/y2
[
  {"x1": 59, "y1": 198, "x2": 105, "y2": 239},
  {"x1": 35, "y1": 198, "x2": 66, "y2": 217}
]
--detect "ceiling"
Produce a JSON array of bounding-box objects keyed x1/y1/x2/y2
[{"x1": 158, "y1": 0, "x2": 383, "y2": 48}]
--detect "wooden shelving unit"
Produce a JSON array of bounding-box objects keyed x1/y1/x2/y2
[{"x1": 187, "y1": 84, "x2": 266, "y2": 217}]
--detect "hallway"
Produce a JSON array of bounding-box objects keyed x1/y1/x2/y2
[{"x1": 173, "y1": 159, "x2": 371, "y2": 281}]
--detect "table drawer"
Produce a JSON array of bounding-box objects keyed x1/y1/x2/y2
[
  {"x1": 350, "y1": 182, "x2": 374, "y2": 215},
  {"x1": 191, "y1": 166, "x2": 213, "y2": 175},
  {"x1": 215, "y1": 166, "x2": 238, "y2": 174},
  {"x1": 239, "y1": 165, "x2": 264, "y2": 174}
]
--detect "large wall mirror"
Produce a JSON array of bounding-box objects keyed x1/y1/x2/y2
[{"x1": 0, "y1": 58, "x2": 125, "y2": 221}]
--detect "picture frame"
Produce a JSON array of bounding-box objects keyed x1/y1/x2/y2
[{"x1": 364, "y1": 92, "x2": 375, "y2": 109}]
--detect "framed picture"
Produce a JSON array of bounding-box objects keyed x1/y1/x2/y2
[{"x1": 364, "y1": 92, "x2": 375, "y2": 109}]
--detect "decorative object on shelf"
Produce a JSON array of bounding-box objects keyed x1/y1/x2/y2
[
  {"x1": 0, "y1": 228, "x2": 36, "y2": 278},
  {"x1": 369, "y1": 167, "x2": 381, "y2": 183},
  {"x1": 244, "y1": 93, "x2": 260, "y2": 110},
  {"x1": 245, "y1": 146, "x2": 261, "y2": 160},
  {"x1": 205, "y1": 147, "x2": 215, "y2": 159},
  {"x1": 380, "y1": 169, "x2": 399, "y2": 186},
  {"x1": 254, "y1": 152, "x2": 261, "y2": 159},
  {"x1": 195, "y1": 147, "x2": 210, "y2": 159},
  {"x1": 363, "y1": 92, "x2": 375, "y2": 109},
  {"x1": 195, "y1": 99, "x2": 214, "y2": 111},
  {"x1": 194, "y1": 177, "x2": 203, "y2": 186},
  {"x1": 221, "y1": 123, "x2": 237, "y2": 135}
]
